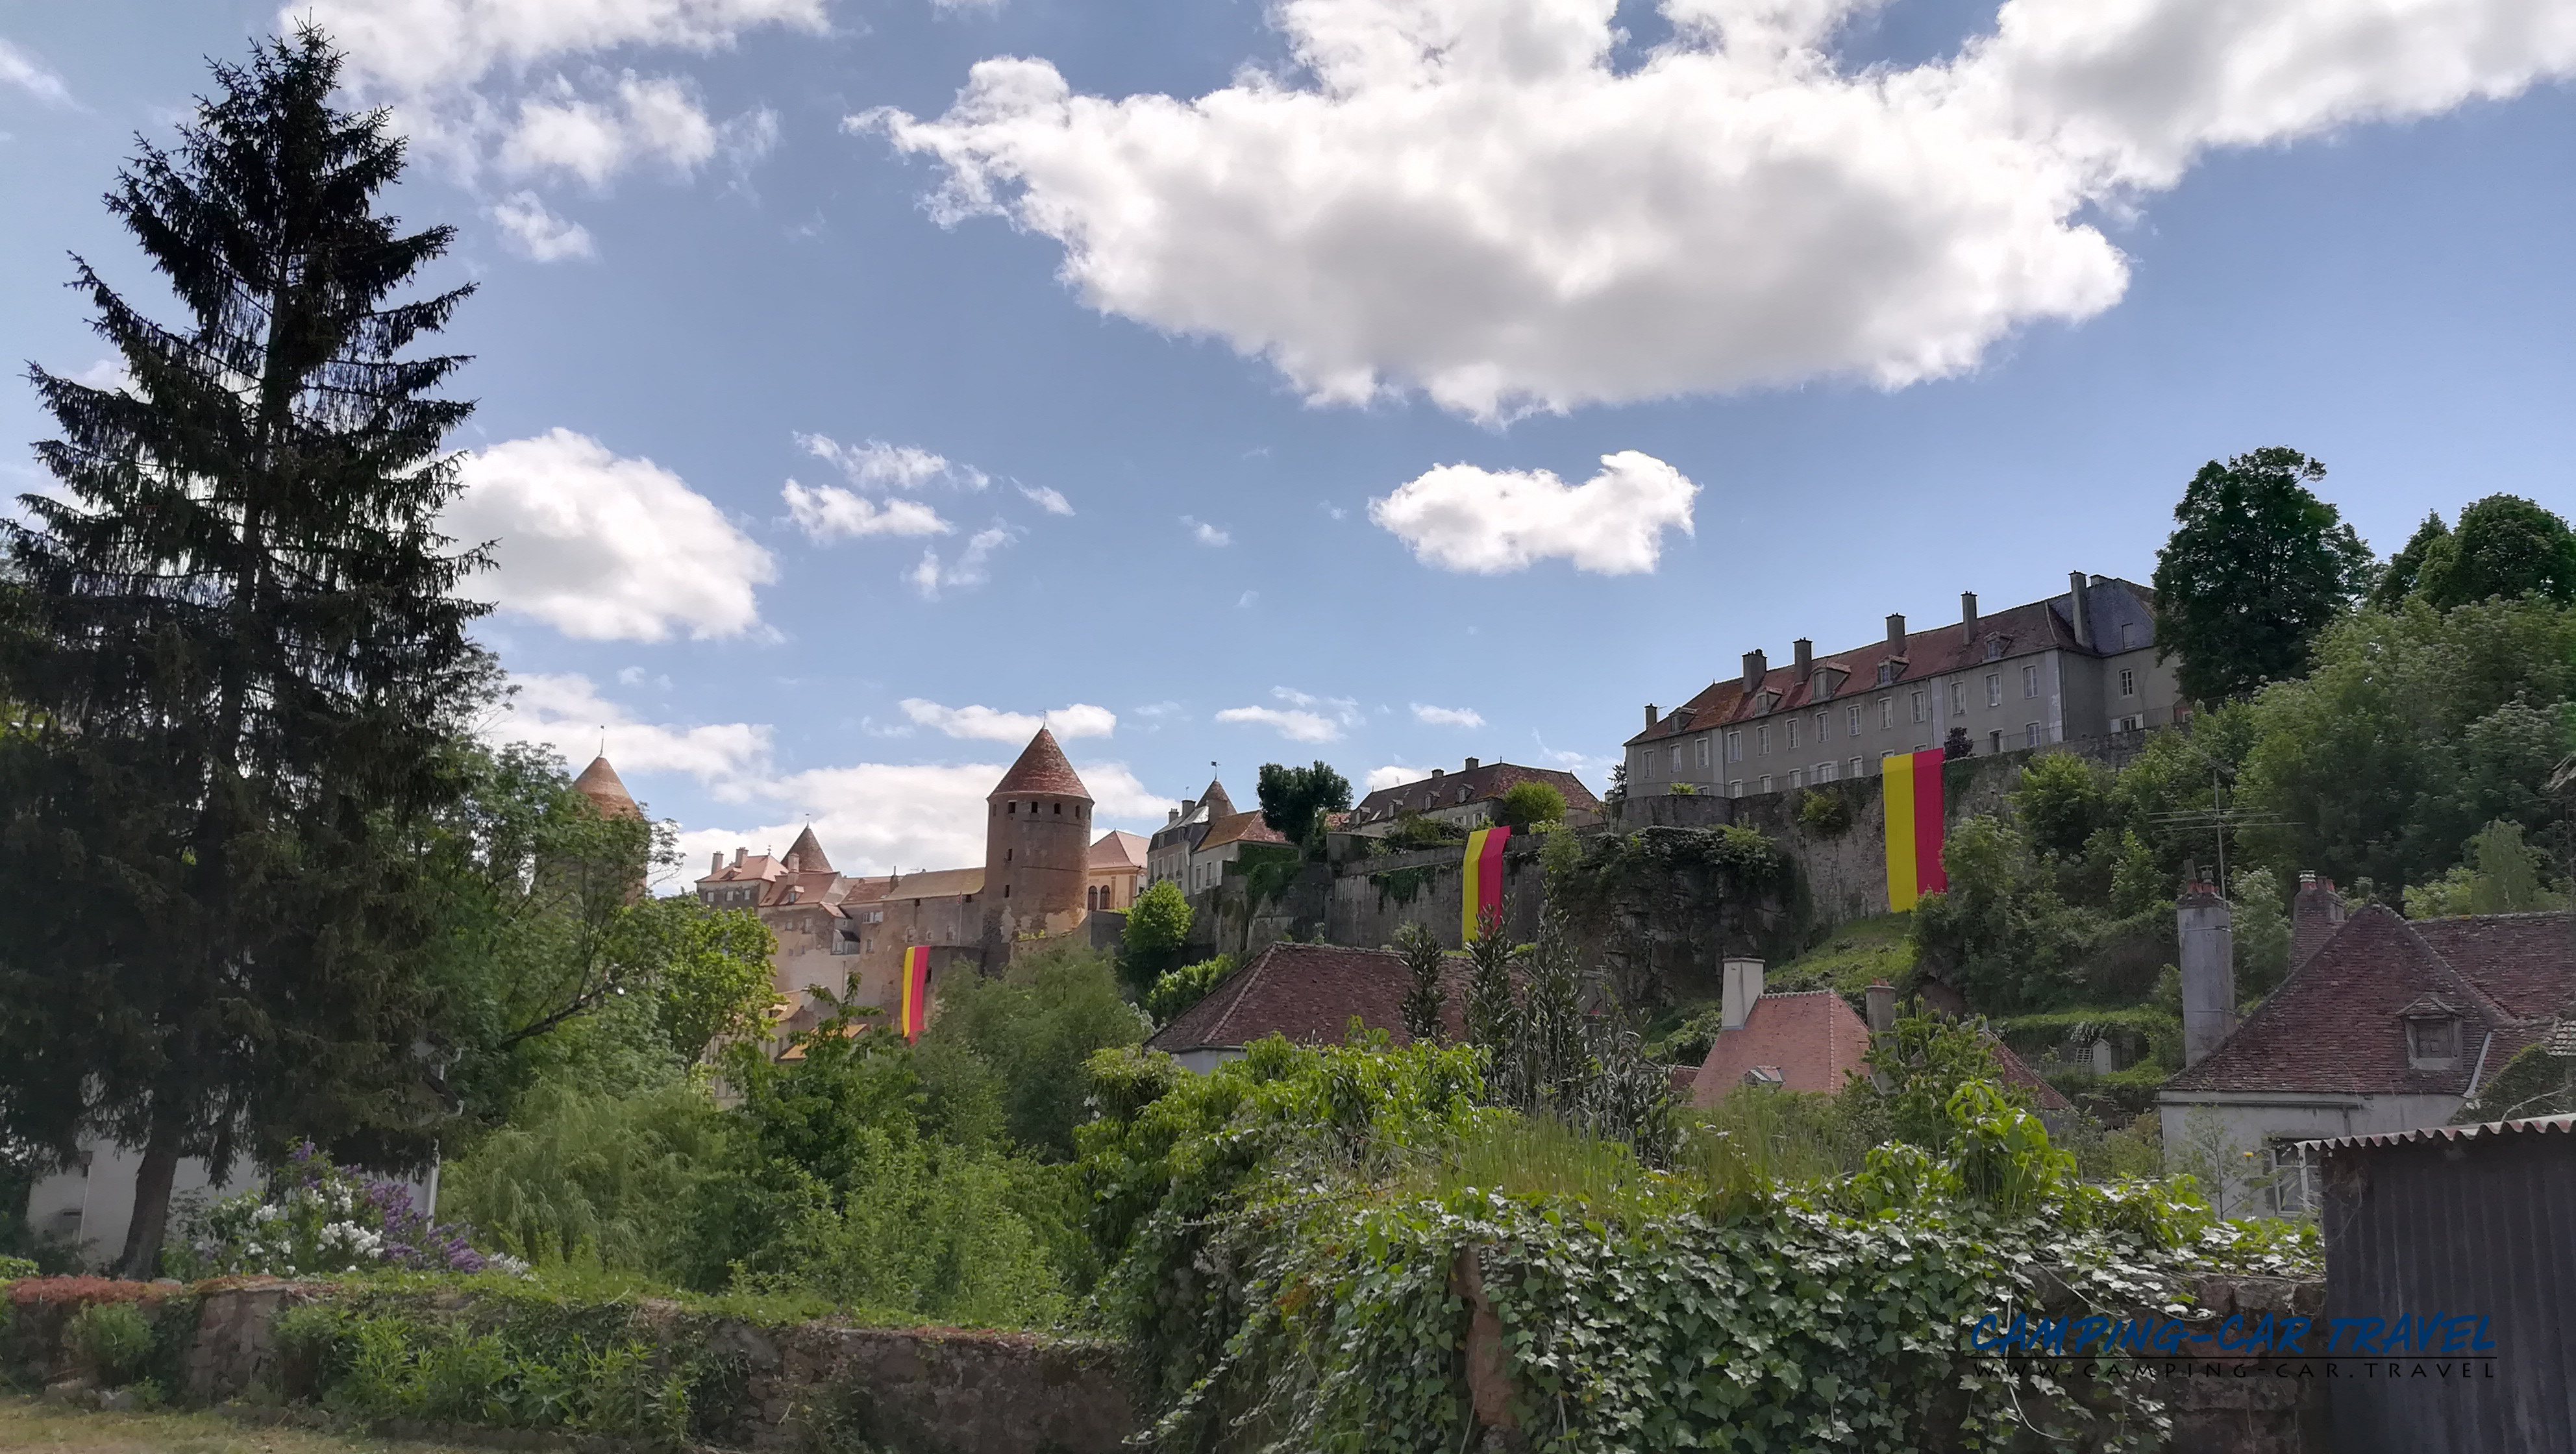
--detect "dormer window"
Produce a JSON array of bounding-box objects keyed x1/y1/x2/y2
[
  {"x1": 1985, "y1": 638, "x2": 2004, "y2": 662},
  {"x1": 1812, "y1": 672, "x2": 1834, "y2": 702},
  {"x1": 2399, "y1": 996, "x2": 2464, "y2": 1068},
  {"x1": 1876, "y1": 662, "x2": 1894, "y2": 686}
]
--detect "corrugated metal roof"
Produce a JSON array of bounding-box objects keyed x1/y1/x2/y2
[{"x1": 2304, "y1": 1112, "x2": 2576, "y2": 1152}]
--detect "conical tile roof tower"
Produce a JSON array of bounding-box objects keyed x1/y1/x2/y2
[
  {"x1": 784, "y1": 824, "x2": 832, "y2": 874},
  {"x1": 984, "y1": 726, "x2": 1094, "y2": 950},
  {"x1": 989, "y1": 726, "x2": 1092, "y2": 800},
  {"x1": 573, "y1": 756, "x2": 644, "y2": 820}
]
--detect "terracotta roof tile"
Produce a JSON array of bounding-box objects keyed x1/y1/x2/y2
[
  {"x1": 784, "y1": 825, "x2": 832, "y2": 874},
  {"x1": 1692, "y1": 991, "x2": 1874, "y2": 1101},
  {"x1": 1352, "y1": 761, "x2": 1602, "y2": 822},
  {"x1": 572, "y1": 756, "x2": 644, "y2": 820},
  {"x1": 1146, "y1": 943, "x2": 1467, "y2": 1054},
  {"x1": 2164, "y1": 906, "x2": 2573, "y2": 1097},
  {"x1": 1990, "y1": 1039, "x2": 2074, "y2": 1111},
  {"x1": 1196, "y1": 809, "x2": 1291, "y2": 853},
  {"x1": 990, "y1": 727, "x2": 1091, "y2": 800},
  {"x1": 1087, "y1": 830, "x2": 1149, "y2": 870},
  {"x1": 882, "y1": 867, "x2": 985, "y2": 901}
]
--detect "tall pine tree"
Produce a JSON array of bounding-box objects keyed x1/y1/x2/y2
[{"x1": 0, "y1": 29, "x2": 493, "y2": 1275}]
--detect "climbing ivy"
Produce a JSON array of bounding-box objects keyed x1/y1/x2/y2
[{"x1": 1369, "y1": 865, "x2": 1438, "y2": 909}]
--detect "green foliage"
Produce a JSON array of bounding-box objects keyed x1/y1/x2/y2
[
  {"x1": 1493, "y1": 780, "x2": 1566, "y2": 830},
  {"x1": 1864, "y1": 1011, "x2": 2017, "y2": 1151},
  {"x1": 1119, "y1": 881, "x2": 1195, "y2": 996},
  {"x1": 2455, "y1": 1041, "x2": 2576, "y2": 1123},
  {"x1": 2403, "y1": 819, "x2": 2569, "y2": 918},
  {"x1": 1392, "y1": 922, "x2": 1448, "y2": 1044},
  {"x1": 914, "y1": 944, "x2": 1145, "y2": 1161},
  {"x1": 1232, "y1": 842, "x2": 1305, "y2": 907},
  {"x1": 2414, "y1": 494, "x2": 2576, "y2": 610},
  {"x1": 1461, "y1": 909, "x2": 1518, "y2": 1052},
  {"x1": 1481, "y1": 915, "x2": 1678, "y2": 1161},
  {"x1": 1910, "y1": 815, "x2": 2169, "y2": 1011},
  {"x1": 1383, "y1": 811, "x2": 1467, "y2": 849},
  {"x1": 0, "y1": 1255, "x2": 35, "y2": 1281},
  {"x1": 66, "y1": 1301, "x2": 155, "y2": 1386},
  {"x1": 442, "y1": 1080, "x2": 726, "y2": 1271},
  {"x1": 1547, "y1": 824, "x2": 1787, "y2": 1009},
  {"x1": 1794, "y1": 786, "x2": 1853, "y2": 837},
  {"x1": 2371, "y1": 510, "x2": 2451, "y2": 609},
  {"x1": 2014, "y1": 752, "x2": 2117, "y2": 861},
  {"x1": 2229, "y1": 868, "x2": 2292, "y2": 998},
  {"x1": 1368, "y1": 863, "x2": 1437, "y2": 907},
  {"x1": 1143, "y1": 954, "x2": 1236, "y2": 1026},
  {"x1": 1665, "y1": 780, "x2": 1700, "y2": 795},
  {"x1": 1256, "y1": 761, "x2": 1352, "y2": 848},
  {"x1": 172, "y1": 1140, "x2": 500, "y2": 1278},
  {"x1": 2151, "y1": 446, "x2": 2373, "y2": 704}
]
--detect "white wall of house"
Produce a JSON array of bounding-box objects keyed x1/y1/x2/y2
[
  {"x1": 2157, "y1": 1090, "x2": 2462, "y2": 1214},
  {"x1": 22, "y1": 1140, "x2": 259, "y2": 1271}
]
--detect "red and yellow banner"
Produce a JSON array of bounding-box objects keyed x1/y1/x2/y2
[
  {"x1": 1462, "y1": 825, "x2": 1511, "y2": 942},
  {"x1": 1883, "y1": 749, "x2": 1949, "y2": 911},
  {"x1": 898, "y1": 945, "x2": 931, "y2": 1042}
]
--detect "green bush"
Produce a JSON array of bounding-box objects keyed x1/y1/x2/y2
[
  {"x1": 1143, "y1": 954, "x2": 1235, "y2": 1025},
  {"x1": 1384, "y1": 812, "x2": 1467, "y2": 849},
  {"x1": 66, "y1": 1301, "x2": 155, "y2": 1387},
  {"x1": 442, "y1": 1079, "x2": 726, "y2": 1272},
  {"x1": 1794, "y1": 787, "x2": 1852, "y2": 837},
  {"x1": 1494, "y1": 780, "x2": 1566, "y2": 830},
  {"x1": 0, "y1": 1255, "x2": 35, "y2": 1281}
]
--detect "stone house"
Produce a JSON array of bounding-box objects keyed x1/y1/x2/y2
[
  {"x1": 1085, "y1": 830, "x2": 1146, "y2": 912},
  {"x1": 1145, "y1": 777, "x2": 1291, "y2": 894},
  {"x1": 2158, "y1": 876, "x2": 2573, "y2": 1214},
  {"x1": 1344, "y1": 758, "x2": 1602, "y2": 837},
  {"x1": 1624, "y1": 573, "x2": 2182, "y2": 799}
]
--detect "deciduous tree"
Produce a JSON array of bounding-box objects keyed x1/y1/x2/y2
[
  {"x1": 2150, "y1": 448, "x2": 2372, "y2": 704},
  {"x1": 1256, "y1": 760, "x2": 1352, "y2": 847}
]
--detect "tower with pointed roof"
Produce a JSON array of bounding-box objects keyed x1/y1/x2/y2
[
  {"x1": 573, "y1": 756, "x2": 644, "y2": 821},
  {"x1": 983, "y1": 726, "x2": 1095, "y2": 946}
]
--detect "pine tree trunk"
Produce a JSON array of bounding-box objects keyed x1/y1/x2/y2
[{"x1": 116, "y1": 1113, "x2": 182, "y2": 1280}]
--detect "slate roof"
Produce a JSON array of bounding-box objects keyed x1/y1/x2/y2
[
  {"x1": 1626, "y1": 581, "x2": 2151, "y2": 748},
  {"x1": 1351, "y1": 761, "x2": 1602, "y2": 824},
  {"x1": 1146, "y1": 942, "x2": 1468, "y2": 1054},
  {"x1": 2164, "y1": 906, "x2": 2575, "y2": 1098},
  {"x1": 990, "y1": 727, "x2": 1091, "y2": 800},
  {"x1": 1692, "y1": 991, "x2": 1874, "y2": 1101},
  {"x1": 1196, "y1": 809, "x2": 1291, "y2": 854},
  {"x1": 1197, "y1": 779, "x2": 1237, "y2": 819},
  {"x1": 784, "y1": 825, "x2": 832, "y2": 874},
  {"x1": 1088, "y1": 830, "x2": 1148, "y2": 870},
  {"x1": 573, "y1": 756, "x2": 644, "y2": 820}
]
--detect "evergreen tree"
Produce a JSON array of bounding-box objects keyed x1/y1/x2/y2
[
  {"x1": 0, "y1": 30, "x2": 491, "y2": 1275},
  {"x1": 2149, "y1": 448, "x2": 2372, "y2": 704},
  {"x1": 1391, "y1": 922, "x2": 1448, "y2": 1045},
  {"x1": 1462, "y1": 907, "x2": 1520, "y2": 1055}
]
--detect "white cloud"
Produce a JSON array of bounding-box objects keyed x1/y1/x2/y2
[
  {"x1": 799, "y1": 433, "x2": 990, "y2": 491},
  {"x1": 447, "y1": 428, "x2": 775, "y2": 641},
  {"x1": 898, "y1": 698, "x2": 1118, "y2": 741},
  {"x1": 489, "y1": 191, "x2": 597, "y2": 260},
  {"x1": 909, "y1": 524, "x2": 1014, "y2": 598},
  {"x1": 300, "y1": 0, "x2": 815, "y2": 186},
  {"x1": 71, "y1": 358, "x2": 131, "y2": 391},
  {"x1": 1412, "y1": 703, "x2": 1485, "y2": 728},
  {"x1": 0, "y1": 38, "x2": 70, "y2": 105},
  {"x1": 1018, "y1": 483, "x2": 1074, "y2": 515},
  {"x1": 781, "y1": 480, "x2": 953, "y2": 540},
  {"x1": 1182, "y1": 516, "x2": 1230, "y2": 547},
  {"x1": 1237, "y1": 590, "x2": 1258, "y2": 608},
  {"x1": 1215, "y1": 705, "x2": 1340, "y2": 743},
  {"x1": 490, "y1": 672, "x2": 773, "y2": 795},
  {"x1": 1366, "y1": 764, "x2": 1424, "y2": 791},
  {"x1": 1371, "y1": 450, "x2": 1696, "y2": 575},
  {"x1": 863, "y1": 0, "x2": 2576, "y2": 419}
]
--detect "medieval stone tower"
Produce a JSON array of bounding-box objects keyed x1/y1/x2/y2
[{"x1": 982, "y1": 726, "x2": 1094, "y2": 948}]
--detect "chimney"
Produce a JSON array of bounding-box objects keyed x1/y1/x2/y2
[
  {"x1": 2066, "y1": 571, "x2": 2092, "y2": 650},
  {"x1": 1431, "y1": 767, "x2": 1444, "y2": 779},
  {"x1": 783, "y1": 852, "x2": 799, "y2": 874},
  {"x1": 1864, "y1": 980, "x2": 1896, "y2": 1035},
  {"x1": 1793, "y1": 638, "x2": 1813, "y2": 677},
  {"x1": 710, "y1": 851, "x2": 723, "y2": 877},
  {"x1": 1465, "y1": 757, "x2": 1480, "y2": 771},
  {"x1": 2178, "y1": 881, "x2": 2237, "y2": 1066},
  {"x1": 2291, "y1": 872, "x2": 2347, "y2": 969},
  {"x1": 734, "y1": 847, "x2": 747, "y2": 867},
  {"x1": 1886, "y1": 613, "x2": 1907, "y2": 649},
  {"x1": 1182, "y1": 798, "x2": 1197, "y2": 819},
  {"x1": 1720, "y1": 957, "x2": 1766, "y2": 1031},
  {"x1": 1644, "y1": 703, "x2": 1658, "y2": 730},
  {"x1": 1167, "y1": 807, "x2": 1180, "y2": 824},
  {"x1": 1961, "y1": 591, "x2": 1979, "y2": 643},
  {"x1": 1741, "y1": 648, "x2": 1768, "y2": 693}
]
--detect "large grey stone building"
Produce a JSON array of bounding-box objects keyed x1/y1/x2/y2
[{"x1": 1623, "y1": 573, "x2": 2183, "y2": 797}]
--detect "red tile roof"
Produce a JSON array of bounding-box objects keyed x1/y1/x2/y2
[
  {"x1": 2165, "y1": 906, "x2": 2573, "y2": 1097},
  {"x1": 1692, "y1": 991, "x2": 1874, "y2": 1101},
  {"x1": 1087, "y1": 830, "x2": 1148, "y2": 870},
  {"x1": 882, "y1": 867, "x2": 985, "y2": 901},
  {"x1": 1991, "y1": 1039, "x2": 2074, "y2": 1112},
  {"x1": 784, "y1": 825, "x2": 832, "y2": 874},
  {"x1": 1146, "y1": 942, "x2": 1467, "y2": 1054},
  {"x1": 1196, "y1": 809, "x2": 1291, "y2": 853},
  {"x1": 572, "y1": 756, "x2": 644, "y2": 820},
  {"x1": 989, "y1": 727, "x2": 1091, "y2": 800},
  {"x1": 1352, "y1": 761, "x2": 1602, "y2": 823},
  {"x1": 1624, "y1": 585, "x2": 2146, "y2": 748}
]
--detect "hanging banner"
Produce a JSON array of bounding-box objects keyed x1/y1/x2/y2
[
  {"x1": 1461, "y1": 825, "x2": 1513, "y2": 942},
  {"x1": 899, "y1": 945, "x2": 932, "y2": 1042},
  {"x1": 1883, "y1": 749, "x2": 1950, "y2": 911}
]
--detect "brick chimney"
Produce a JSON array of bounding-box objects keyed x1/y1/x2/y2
[
  {"x1": 1644, "y1": 703, "x2": 1657, "y2": 730},
  {"x1": 1961, "y1": 591, "x2": 1978, "y2": 643},
  {"x1": 2178, "y1": 880, "x2": 2237, "y2": 1066},
  {"x1": 1742, "y1": 649, "x2": 1768, "y2": 693},
  {"x1": 1864, "y1": 980, "x2": 1896, "y2": 1035},
  {"x1": 734, "y1": 847, "x2": 747, "y2": 867},
  {"x1": 711, "y1": 851, "x2": 723, "y2": 877},
  {"x1": 1885, "y1": 613, "x2": 1907, "y2": 649},
  {"x1": 1793, "y1": 638, "x2": 1813, "y2": 676},
  {"x1": 1721, "y1": 957, "x2": 1766, "y2": 1031},
  {"x1": 2292, "y1": 872, "x2": 2347, "y2": 968}
]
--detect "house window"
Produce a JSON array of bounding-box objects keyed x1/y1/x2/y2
[
  {"x1": 2121, "y1": 621, "x2": 2139, "y2": 650},
  {"x1": 1878, "y1": 698, "x2": 1894, "y2": 730},
  {"x1": 1950, "y1": 679, "x2": 1966, "y2": 717},
  {"x1": 2023, "y1": 663, "x2": 2041, "y2": 698},
  {"x1": 1669, "y1": 745, "x2": 1683, "y2": 772},
  {"x1": 1787, "y1": 719, "x2": 1800, "y2": 750},
  {"x1": 1910, "y1": 691, "x2": 1927, "y2": 724},
  {"x1": 1758, "y1": 775, "x2": 1772, "y2": 794},
  {"x1": 1813, "y1": 674, "x2": 1833, "y2": 701},
  {"x1": 1876, "y1": 663, "x2": 1893, "y2": 685},
  {"x1": 1727, "y1": 731, "x2": 1743, "y2": 762},
  {"x1": 1787, "y1": 769, "x2": 1803, "y2": 789},
  {"x1": 1985, "y1": 672, "x2": 2001, "y2": 707},
  {"x1": 1816, "y1": 711, "x2": 1830, "y2": 742},
  {"x1": 2407, "y1": 1017, "x2": 2459, "y2": 1063},
  {"x1": 1846, "y1": 705, "x2": 1861, "y2": 737},
  {"x1": 1813, "y1": 761, "x2": 1835, "y2": 782},
  {"x1": 1849, "y1": 757, "x2": 1864, "y2": 778},
  {"x1": 2120, "y1": 668, "x2": 2136, "y2": 697},
  {"x1": 1990, "y1": 730, "x2": 2003, "y2": 754},
  {"x1": 1729, "y1": 780, "x2": 1744, "y2": 798},
  {"x1": 1696, "y1": 735, "x2": 1711, "y2": 769},
  {"x1": 1985, "y1": 638, "x2": 2004, "y2": 661},
  {"x1": 2025, "y1": 721, "x2": 2042, "y2": 748},
  {"x1": 2266, "y1": 1139, "x2": 2313, "y2": 1216}
]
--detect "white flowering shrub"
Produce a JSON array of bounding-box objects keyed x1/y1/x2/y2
[{"x1": 172, "y1": 1142, "x2": 525, "y2": 1279}]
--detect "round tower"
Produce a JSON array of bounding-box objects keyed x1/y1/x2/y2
[{"x1": 983, "y1": 727, "x2": 1093, "y2": 944}]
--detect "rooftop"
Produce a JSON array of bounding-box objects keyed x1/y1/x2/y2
[
  {"x1": 572, "y1": 756, "x2": 643, "y2": 820},
  {"x1": 1351, "y1": 760, "x2": 1602, "y2": 824},
  {"x1": 990, "y1": 726, "x2": 1091, "y2": 800},
  {"x1": 1147, "y1": 942, "x2": 1467, "y2": 1054},
  {"x1": 1088, "y1": 830, "x2": 1149, "y2": 870}
]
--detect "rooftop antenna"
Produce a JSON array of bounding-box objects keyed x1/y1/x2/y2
[{"x1": 2148, "y1": 758, "x2": 2277, "y2": 894}]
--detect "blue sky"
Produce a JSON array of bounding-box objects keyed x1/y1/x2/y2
[{"x1": 5, "y1": 0, "x2": 2573, "y2": 881}]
